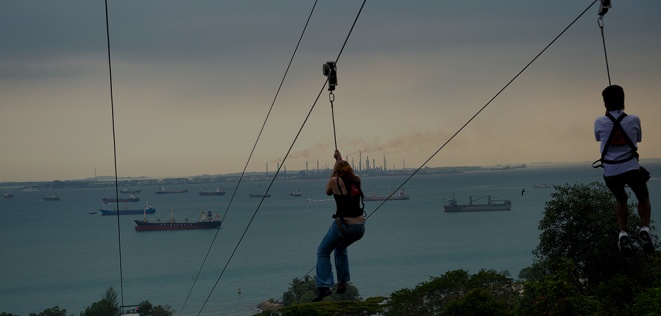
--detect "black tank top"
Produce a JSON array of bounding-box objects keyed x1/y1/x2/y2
[{"x1": 333, "y1": 177, "x2": 363, "y2": 218}]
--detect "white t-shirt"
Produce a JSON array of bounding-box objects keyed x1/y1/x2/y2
[{"x1": 594, "y1": 110, "x2": 641, "y2": 177}]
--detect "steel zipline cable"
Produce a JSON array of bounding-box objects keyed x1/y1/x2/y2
[
  {"x1": 178, "y1": 1, "x2": 320, "y2": 314},
  {"x1": 192, "y1": 1, "x2": 367, "y2": 315},
  {"x1": 268, "y1": 1, "x2": 601, "y2": 303},
  {"x1": 102, "y1": 0, "x2": 127, "y2": 309}
]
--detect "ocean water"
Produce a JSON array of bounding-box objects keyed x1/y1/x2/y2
[{"x1": 1, "y1": 163, "x2": 660, "y2": 315}]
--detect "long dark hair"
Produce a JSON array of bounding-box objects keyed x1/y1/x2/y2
[{"x1": 334, "y1": 160, "x2": 359, "y2": 183}]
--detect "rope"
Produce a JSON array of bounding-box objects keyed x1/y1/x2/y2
[
  {"x1": 598, "y1": 16, "x2": 612, "y2": 85},
  {"x1": 103, "y1": 0, "x2": 125, "y2": 308}
]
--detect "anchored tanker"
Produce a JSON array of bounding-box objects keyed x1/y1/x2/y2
[
  {"x1": 134, "y1": 209, "x2": 221, "y2": 231},
  {"x1": 443, "y1": 195, "x2": 511, "y2": 212}
]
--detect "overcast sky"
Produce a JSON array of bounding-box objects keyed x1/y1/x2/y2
[{"x1": 1, "y1": 0, "x2": 660, "y2": 182}]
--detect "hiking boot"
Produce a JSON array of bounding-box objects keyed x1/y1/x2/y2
[
  {"x1": 312, "y1": 287, "x2": 332, "y2": 302},
  {"x1": 640, "y1": 229, "x2": 655, "y2": 254},
  {"x1": 619, "y1": 234, "x2": 632, "y2": 257},
  {"x1": 336, "y1": 282, "x2": 347, "y2": 294}
]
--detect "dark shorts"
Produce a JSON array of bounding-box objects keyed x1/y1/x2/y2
[{"x1": 604, "y1": 168, "x2": 649, "y2": 202}]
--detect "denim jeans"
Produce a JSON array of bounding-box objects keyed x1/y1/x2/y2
[{"x1": 316, "y1": 219, "x2": 365, "y2": 288}]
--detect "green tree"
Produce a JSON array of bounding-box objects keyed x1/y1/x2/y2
[
  {"x1": 80, "y1": 287, "x2": 120, "y2": 316},
  {"x1": 28, "y1": 306, "x2": 69, "y2": 316},
  {"x1": 265, "y1": 297, "x2": 386, "y2": 316},
  {"x1": 385, "y1": 269, "x2": 518, "y2": 316},
  {"x1": 520, "y1": 182, "x2": 661, "y2": 315},
  {"x1": 518, "y1": 259, "x2": 604, "y2": 316},
  {"x1": 281, "y1": 276, "x2": 360, "y2": 306},
  {"x1": 255, "y1": 277, "x2": 382, "y2": 316},
  {"x1": 629, "y1": 286, "x2": 661, "y2": 315},
  {"x1": 532, "y1": 182, "x2": 659, "y2": 288},
  {"x1": 441, "y1": 288, "x2": 516, "y2": 316},
  {"x1": 134, "y1": 300, "x2": 174, "y2": 316},
  {"x1": 150, "y1": 305, "x2": 174, "y2": 316}
]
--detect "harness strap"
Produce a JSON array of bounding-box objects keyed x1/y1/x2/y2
[
  {"x1": 593, "y1": 113, "x2": 639, "y2": 168},
  {"x1": 334, "y1": 216, "x2": 348, "y2": 237}
]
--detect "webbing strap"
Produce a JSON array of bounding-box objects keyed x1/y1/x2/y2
[
  {"x1": 593, "y1": 113, "x2": 638, "y2": 168},
  {"x1": 335, "y1": 217, "x2": 348, "y2": 237}
]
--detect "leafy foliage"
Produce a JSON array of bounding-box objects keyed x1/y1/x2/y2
[
  {"x1": 520, "y1": 182, "x2": 661, "y2": 315},
  {"x1": 518, "y1": 259, "x2": 605, "y2": 316},
  {"x1": 136, "y1": 300, "x2": 175, "y2": 316},
  {"x1": 441, "y1": 288, "x2": 516, "y2": 316},
  {"x1": 254, "y1": 276, "x2": 383, "y2": 316},
  {"x1": 27, "y1": 306, "x2": 69, "y2": 316},
  {"x1": 385, "y1": 269, "x2": 519, "y2": 316},
  {"x1": 80, "y1": 287, "x2": 120, "y2": 316},
  {"x1": 281, "y1": 275, "x2": 360, "y2": 306},
  {"x1": 272, "y1": 297, "x2": 386, "y2": 316}
]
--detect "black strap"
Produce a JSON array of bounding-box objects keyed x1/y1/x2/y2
[
  {"x1": 337, "y1": 177, "x2": 365, "y2": 210},
  {"x1": 334, "y1": 216, "x2": 348, "y2": 237},
  {"x1": 592, "y1": 113, "x2": 639, "y2": 168}
]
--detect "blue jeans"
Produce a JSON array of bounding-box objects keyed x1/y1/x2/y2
[{"x1": 316, "y1": 219, "x2": 365, "y2": 288}]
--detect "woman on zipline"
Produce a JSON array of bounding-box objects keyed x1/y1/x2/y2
[{"x1": 313, "y1": 149, "x2": 366, "y2": 302}]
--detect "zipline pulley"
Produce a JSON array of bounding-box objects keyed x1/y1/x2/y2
[
  {"x1": 598, "y1": 0, "x2": 611, "y2": 17},
  {"x1": 323, "y1": 61, "x2": 339, "y2": 150},
  {"x1": 323, "y1": 61, "x2": 338, "y2": 91}
]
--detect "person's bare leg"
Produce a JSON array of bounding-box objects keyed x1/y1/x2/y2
[
  {"x1": 637, "y1": 198, "x2": 651, "y2": 228},
  {"x1": 615, "y1": 201, "x2": 628, "y2": 232}
]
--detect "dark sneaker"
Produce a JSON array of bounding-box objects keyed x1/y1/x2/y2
[
  {"x1": 312, "y1": 287, "x2": 332, "y2": 302},
  {"x1": 619, "y1": 234, "x2": 632, "y2": 257},
  {"x1": 336, "y1": 282, "x2": 347, "y2": 294},
  {"x1": 640, "y1": 229, "x2": 655, "y2": 254}
]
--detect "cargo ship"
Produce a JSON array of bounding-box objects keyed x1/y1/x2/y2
[
  {"x1": 100, "y1": 204, "x2": 156, "y2": 216},
  {"x1": 249, "y1": 193, "x2": 271, "y2": 198},
  {"x1": 102, "y1": 194, "x2": 139, "y2": 204},
  {"x1": 120, "y1": 188, "x2": 142, "y2": 194},
  {"x1": 43, "y1": 193, "x2": 60, "y2": 201},
  {"x1": 363, "y1": 189, "x2": 409, "y2": 201},
  {"x1": 199, "y1": 187, "x2": 226, "y2": 196},
  {"x1": 134, "y1": 209, "x2": 221, "y2": 231},
  {"x1": 443, "y1": 195, "x2": 511, "y2": 212},
  {"x1": 155, "y1": 186, "x2": 188, "y2": 194}
]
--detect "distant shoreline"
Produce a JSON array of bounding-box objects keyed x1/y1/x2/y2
[{"x1": 2, "y1": 159, "x2": 660, "y2": 187}]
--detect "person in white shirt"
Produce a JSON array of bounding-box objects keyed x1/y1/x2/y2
[{"x1": 594, "y1": 84, "x2": 653, "y2": 255}]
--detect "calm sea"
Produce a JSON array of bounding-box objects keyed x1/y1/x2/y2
[{"x1": 1, "y1": 163, "x2": 660, "y2": 315}]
